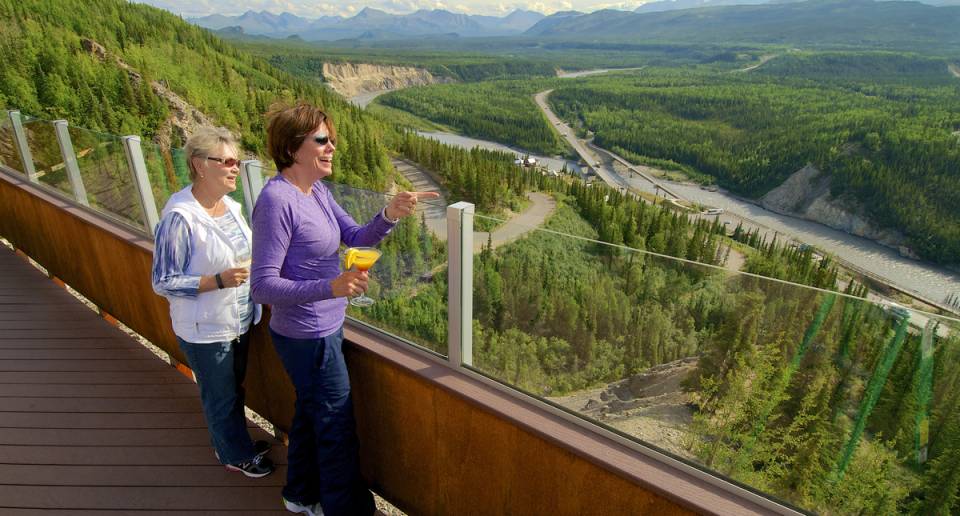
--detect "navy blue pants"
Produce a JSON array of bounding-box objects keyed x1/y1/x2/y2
[
  {"x1": 177, "y1": 332, "x2": 258, "y2": 465},
  {"x1": 270, "y1": 327, "x2": 374, "y2": 516}
]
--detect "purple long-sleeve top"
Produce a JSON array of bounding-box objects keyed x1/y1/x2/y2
[{"x1": 250, "y1": 175, "x2": 396, "y2": 339}]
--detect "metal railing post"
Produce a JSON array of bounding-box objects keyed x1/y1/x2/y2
[
  {"x1": 52, "y1": 120, "x2": 89, "y2": 206},
  {"x1": 6, "y1": 110, "x2": 37, "y2": 181},
  {"x1": 122, "y1": 135, "x2": 160, "y2": 234},
  {"x1": 240, "y1": 159, "x2": 264, "y2": 219},
  {"x1": 447, "y1": 202, "x2": 474, "y2": 366}
]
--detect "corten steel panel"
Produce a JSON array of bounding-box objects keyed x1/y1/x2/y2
[
  {"x1": 345, "y1": 341, "x2": 696, "y2": 516},
  {"x1": 1, "y1": 166, "x2": 778, "y2": 516}
]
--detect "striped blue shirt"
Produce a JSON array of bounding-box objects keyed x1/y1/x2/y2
[
  {"x1": 152, "y1": 211, "x2": 253, "y2": 327},
  {"x1": 214, "y1": 212, "x2": 253, "y2": 326}
]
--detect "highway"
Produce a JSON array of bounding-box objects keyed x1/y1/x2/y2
[{"x1": 534, "y1": 89, "x2": 960, "y2": 315}]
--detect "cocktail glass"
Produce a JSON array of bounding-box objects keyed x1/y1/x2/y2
[{"x1": 341, "y1": 246, "x2": 382, "y2": 307}]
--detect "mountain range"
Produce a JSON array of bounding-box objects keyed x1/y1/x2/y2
[
  {"x1": 525, "y1": 0, "x2": 960, "y2": 48},
  {"x1": 634, "y1": 0, "x2": 960, "y2": 12},
  {"x1": 189, "y1": 8, "x2": 545, "y2": 41},
  {"x1": 189, "y1": 1, "x2": 960, "y2": 45}
]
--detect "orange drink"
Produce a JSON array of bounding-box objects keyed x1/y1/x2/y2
[
  {"x1": 341, "y1": 247, "x2": 382, "y2": 307},
  {"x1": 343, "y1": 247, "x2": 381, "y2": 272}
]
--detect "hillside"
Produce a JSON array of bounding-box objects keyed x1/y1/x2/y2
[
  {"x1": 526, "y1": 0, "x2": 960, "y2": 50},
  {"x1": 0, "y1": 0, "x2": 392, "y2": 190}
]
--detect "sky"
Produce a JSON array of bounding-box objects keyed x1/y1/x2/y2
[{"x1": 135, "y1": 0, "x2": 650, "y2": 17}]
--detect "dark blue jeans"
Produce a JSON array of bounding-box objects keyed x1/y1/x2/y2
[
  {"x1": 270, "y1": 327, "x2": 374, "y2": 516},
  {"x1": 177, "y1": 332, "x2": 257, "y2": 466}
]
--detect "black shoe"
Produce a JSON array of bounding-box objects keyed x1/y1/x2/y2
[
  {"x1": 226, "y1": 453, "x2": 275, "y2": 478},
  {"x1": 254, "y1": 439, "x2": 272, "y2": 457}
]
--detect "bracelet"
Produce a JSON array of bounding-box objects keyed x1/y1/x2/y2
[
  {"x1": 382, "y1": 207, "x2": 399, "y2": 224},
  {"x1": 214, "y1": 273, "x2": 225, "y2": 289}
]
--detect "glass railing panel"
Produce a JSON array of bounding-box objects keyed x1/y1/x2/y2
[
  {"x1": 326, "y1": 180, "x2": 449, "y2": 357},
  {"x1": 69, "y1": 126, "x2": 145, "y2": 230},
  {"x1": 23, "y1": 118, "x2": 74, "y2": 196},
  {"x1": 0, "y1": 115, "x2": 21, "y2": 175},
  {"x1": 248, "y1": 160, "x2": 276, "y2": 188},
  {"x1": 243, "y1": 161, "x2": 276, "y2": 224},
  {"x1": 140, "y1": 139, "x2": 184, "y2": 213},
  {"x1": 469, "y1": 211, "x2": 960, "y2": 513}
]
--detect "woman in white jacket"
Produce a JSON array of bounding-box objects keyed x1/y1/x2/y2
[{"x1": 151, "y1": 127, "x2": 273, "y2": 478}]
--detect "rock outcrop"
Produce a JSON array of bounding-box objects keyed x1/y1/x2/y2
[
  {"x1": 322, "y1": 62, "x2": 445, "y2": 98},
  {"x1": 547, "y1": 357, "x2": 698, "y2": 458},
  {"x1": 80, "y1": 38, "x2": 107, "y2": 61},
  {"x1": 761, "y1": 164, "x2": 915, "y2": 258},
  {"x1": 148, "y1": 81, "x2": 214, "y2": 152},
  {"x1": 79, "y1": 38, "x2": 213, "y2": 150}
]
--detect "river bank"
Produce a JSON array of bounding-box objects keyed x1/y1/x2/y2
[{"x1": 351, "y1": 82, "x2": 960, "y2": 308}]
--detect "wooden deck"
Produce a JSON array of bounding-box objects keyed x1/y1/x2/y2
[{"x1": 0, "y1": 245, "x2": 288, "y2": 514}]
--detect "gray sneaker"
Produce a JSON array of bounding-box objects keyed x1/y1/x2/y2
[{"x1": 283, "y1": 497, "x2": 324, "y2": 516}]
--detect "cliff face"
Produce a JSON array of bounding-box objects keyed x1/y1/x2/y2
[
  {"x1": 322, "y1": 62, "x2": 444, "y2": 98},
  {"x1": 82, "y1": 38, "x2": 213, "y2": 150},
  {"x1": 761, "y1": 164, "x2": 918, "y2": 259}
]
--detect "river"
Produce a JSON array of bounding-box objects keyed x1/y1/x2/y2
[
  {"x1": 415, "y1": 131, "x2": 584, "y2": 176},
  {"x1": 351, "y1": 87, "x2": 960, "y2": 308},
  {"x1": 424, "y1": 130, "x2": 960, "y2": 306},
  {"x1": 634, "y1": 175, "x2": 960, "y2": 306},
  {"x1": 349, "y1": 90, "x2": 391, "y2": 108}
]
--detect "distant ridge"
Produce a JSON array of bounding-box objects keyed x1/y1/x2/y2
[
  {"x1": 189, "y1": 8, "x2": 545, "y2": 40},
  {"x1": 524, "y1": 0, "x2": 960, "y2": 49},
  {"x1": 635, "y1": 0, "x2": 772, "y2": 13}
]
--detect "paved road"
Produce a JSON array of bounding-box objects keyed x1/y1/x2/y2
[
  {"x1": 533, "y1": 90, "x2": 630, "y2": 190},
  {"x1": 392, "y1": 158, "x2": 556, "y2": 251},
  {"x1": 533, "y1": 90, "x2": 960, "y2": 311}
]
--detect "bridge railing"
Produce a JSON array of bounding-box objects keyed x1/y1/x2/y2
[{"x1": 3, "y1": 109, "x2": 959, "y2": 515}]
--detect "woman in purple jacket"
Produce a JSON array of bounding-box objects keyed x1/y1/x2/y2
[{"x1": 250, "y1": 102, "x2": 436, "y2": 516}]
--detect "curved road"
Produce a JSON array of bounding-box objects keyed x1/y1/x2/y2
[{"x1": 392, "y1": 158, "x2": 555, "y2": 251}]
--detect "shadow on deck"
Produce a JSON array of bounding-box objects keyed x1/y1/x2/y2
[{"x1": 0, "y1": 246, "x2": 287, "y2": 514}]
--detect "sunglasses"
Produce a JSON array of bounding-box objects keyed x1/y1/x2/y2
[
  {"x1": 313, "y1": 134, "x2": 334, "y2": 146},
  {"x1": 207, "y1": 156, "x2": 240, "y2": 168}
]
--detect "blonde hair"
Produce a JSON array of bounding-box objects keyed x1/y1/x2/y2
[{"x1": 183, "y1": 126, "x2": 238, "y2": 182}]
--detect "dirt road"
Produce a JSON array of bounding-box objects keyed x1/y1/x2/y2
[{"x1": 393, "y1": 158, "x2": 556, "y2": 251}]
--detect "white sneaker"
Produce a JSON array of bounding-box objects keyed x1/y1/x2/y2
[{"x1": 283, "y1": 497, "x2": 324, "y2": 516}]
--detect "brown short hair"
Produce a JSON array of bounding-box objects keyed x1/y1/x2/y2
[{"x1": 265, "y1": 101, "x2": 337, "y2": 172}]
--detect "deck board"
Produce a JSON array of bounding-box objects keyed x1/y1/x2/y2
[{"x1": 0, "y1": 246, "x2": 288, "y2": 513}]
